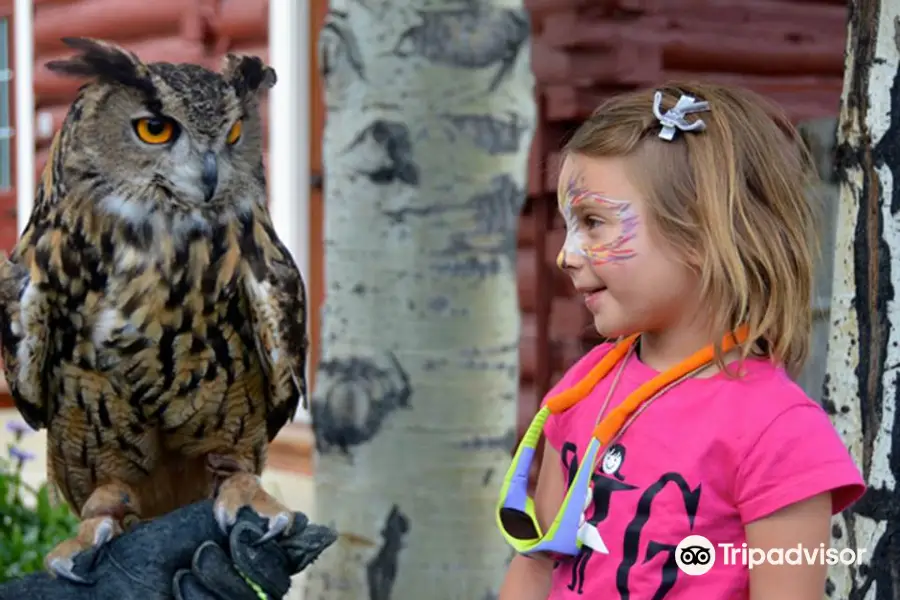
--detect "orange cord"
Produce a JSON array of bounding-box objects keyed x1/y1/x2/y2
[
  {"x1": 545, "y1": 325, "x2": 751, "y2": 446},
  {"x1": 545, "y1": 333, "x2": 639, "y2": 414}
]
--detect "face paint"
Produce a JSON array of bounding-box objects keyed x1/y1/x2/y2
[
  {"x1": 556, "y1": 175, "x2": 639, "y2": 268},
  {"x1": 556, "y1": 203, "x2": 590, "y2": 268}
]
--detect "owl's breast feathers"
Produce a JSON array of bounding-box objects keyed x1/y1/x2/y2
[{"x1": 0, "y1": 189, "x2": 307, "y2": 447}]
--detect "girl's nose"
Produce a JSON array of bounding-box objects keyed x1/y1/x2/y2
[{"x1": 557, "y1": 248, "x2": 585, "y2": 271}]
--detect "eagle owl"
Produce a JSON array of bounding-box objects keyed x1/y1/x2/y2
[{"x1": 0, "y1": 38, "x2": 308, "y2": 579}]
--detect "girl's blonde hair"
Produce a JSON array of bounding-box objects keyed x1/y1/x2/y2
[{"x1": 564, "y1": 82, "x2": 820, "y2": 379}]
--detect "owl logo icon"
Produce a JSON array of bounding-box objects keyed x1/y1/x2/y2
[{"x1": 675, "y1": 535, "x2": 716, "y2": 576}]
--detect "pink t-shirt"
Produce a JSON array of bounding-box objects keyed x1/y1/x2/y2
[{"x1": 540, "y1": 342, "x2": 866, "y2": 599}]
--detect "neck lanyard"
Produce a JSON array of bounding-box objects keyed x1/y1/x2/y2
[
  {"x1": 494, "y1": 324, "x2": 751, "y2": 558},
  {"x1": 546, "y1": 324, "x2": 750, "y2": 446}
]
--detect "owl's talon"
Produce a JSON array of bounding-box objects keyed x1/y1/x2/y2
[
  {"x1": 47, "y1": 557, "x2": 89, "y2": 584},
  {"x1": 214, "y1": 501, "x2": 235, "y2": 534},
  {"x1": 255, "y1": 512, "x2": 293, "y2": 545},
  {"x1": 213, "y1": 471, "x2": 294, "y2": 540},
  {"x1": 93, "y1": 516, "x2": 118, "y2": 545},
  {"x1": 45, "y1": 516, "x2": 124, "y2": 580}
]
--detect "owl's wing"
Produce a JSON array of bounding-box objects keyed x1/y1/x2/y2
[
  {"x1": 239, "y1": 212, "x2": 309, "y2": 442},
  {"x1": 0, "y1": 252, "x2": 52, "y2": 430},
  {"x1": 1, "y1": 137, "x2": 69, "y2": 430}
]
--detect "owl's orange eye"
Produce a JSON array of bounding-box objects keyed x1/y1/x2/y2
[
  {"x1": 227, "y1": 120, "x2": 243, "y2": 145},
  {"x1": 133, "y1": 117, "x2": 177, "y2": 145}
]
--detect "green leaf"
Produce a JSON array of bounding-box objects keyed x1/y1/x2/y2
[
  {"x1": 36, "y1": 485, "x2": 51, "y2": 522},
  {"x1": 0, "y1": 461, "x2": 78, "y2": 583}
]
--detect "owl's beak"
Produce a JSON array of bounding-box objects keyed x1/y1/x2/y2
[{"x1": 202, "y1": 151, "x2": 218, "y2": 201}]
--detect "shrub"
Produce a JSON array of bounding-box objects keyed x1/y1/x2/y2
[{"x1": 0, "y1": 420, "x2": 79, "y2": 582}]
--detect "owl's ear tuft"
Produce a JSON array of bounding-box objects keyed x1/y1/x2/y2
[
  {"x1": 221, "y1": 54, "x2": 277, "y2": 97},
  {"x1": 46, "y1": 38, "x2": 153, "y2": 93}
]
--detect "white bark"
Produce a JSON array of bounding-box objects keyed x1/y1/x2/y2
[
  {"x1": 304, "y1": 1, "x2": 536, "y2": 598},
  {"x1": 826, "y1": 2, "x2": 899, "y2": 598}
]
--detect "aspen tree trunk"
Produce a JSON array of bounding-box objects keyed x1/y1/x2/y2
[
  {"x1": 825, "y1": 1, "x2": 898, "y2": 598},
  {"x1": 304, "y1": 1, "x2": 536, "y2": 598}
]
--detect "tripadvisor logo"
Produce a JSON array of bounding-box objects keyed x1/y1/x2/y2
[{"x1": 675, "y1": 535, "x2": 866, "y2": 576}]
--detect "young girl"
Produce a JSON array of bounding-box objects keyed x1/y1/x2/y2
[{"x1": 496, "y1": 83, "x2": 866, "y2": 599}]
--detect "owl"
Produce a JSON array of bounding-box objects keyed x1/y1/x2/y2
[{"x1": 0, "y1": 37, "x2": 308, "y2": 580}]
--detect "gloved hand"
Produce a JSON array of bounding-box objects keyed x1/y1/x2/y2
[
  {"x1": 173, "y1": 507, "x2": 336, "y2": 600},
  {"x1": 0, "y1": 500, "x2": 335, "y2": 600}
]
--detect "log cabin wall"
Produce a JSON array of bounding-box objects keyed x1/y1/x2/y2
[{"x1": 1, "y1": 0, "x2": 850, "y2": 438}]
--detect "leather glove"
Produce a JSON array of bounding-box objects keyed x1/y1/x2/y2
[
  {"x1": 173, "y1": 507, "x2": 336, "y2": 600},
  {"x1": 0, "y1": 500, "x2": 335, "y2": 600}
]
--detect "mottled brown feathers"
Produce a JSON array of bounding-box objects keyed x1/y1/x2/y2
[{"x1": 0, "y1": 39, "x2": 305, "y2": 521}]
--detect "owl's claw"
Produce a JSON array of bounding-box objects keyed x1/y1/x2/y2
[
  {"x1": 255, "y1": 511, "x2": 293, "y2": 545},
  {"x1": 214, "y1": 501, "x2": 233, "y2": 534},
  {"x1": 213, "y1": 471, "x2": 294, "y2": 541},
  {"x1": 47, "y1": 557, "x2": 89, "y2": 584},
  {"x1": 45, "y1": 516, "x2": 123, "y2": 583},
  {"x1": 92, "y1": 515, "x2": 119, "y2": 545}
]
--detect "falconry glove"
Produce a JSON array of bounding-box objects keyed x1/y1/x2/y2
[
  {"x1": 173, "y1": 507, "x2": 336, "y2": 600},
  {"x1": 0, "y1": 500, "x2": 334, "y2": 600}
]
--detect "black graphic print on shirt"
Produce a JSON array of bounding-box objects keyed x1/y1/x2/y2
[{"x1": 558, "y1": 441, "x2": 702, "y2": 598}]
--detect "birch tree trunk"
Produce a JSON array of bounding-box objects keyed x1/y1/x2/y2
[
  {"x1": 825, "y1": 1, "x2": 899, "y2": 597},
  {"x1": 304, "y1": 1, "x2": 536, "y2": 598}
]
